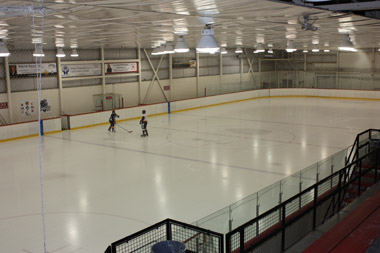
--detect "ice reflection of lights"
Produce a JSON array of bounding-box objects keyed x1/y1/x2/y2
[
  {"x1": 79, "y1": 190, "x2": 88, "y2": 212},
  {"x1": 68, "y1": 219, "x2": 79, "y2": 243},
  {"x1": 235, "y1": 187, "x2": 243, "y2": 200},
  {"x1": 154, "y1": 169, "x2": 167, "y2": 205}
]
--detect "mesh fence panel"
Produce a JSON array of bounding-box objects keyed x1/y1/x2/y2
[{"x1": 115, "y1": 224, "x2": 166, "y2": 253}]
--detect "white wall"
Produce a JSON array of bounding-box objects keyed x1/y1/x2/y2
[
  {"x1": 339, "y1": 52, "x2": 373, "y2": 69},
  {"x1": 62, "y1": 85, "x2": 103, "y2": 114},
  {"x1": 172, "y1": 77, "x2": 197, "y2": 101},
  {"x1": 0, "y1": 117, "x2": 61, "y2": 141},
  {"x1": 9, "y1": 89, "x2": 60, "y2": 123},
  {"x1": 3, "y1": 87, "x2": 380, "y2": 141}
]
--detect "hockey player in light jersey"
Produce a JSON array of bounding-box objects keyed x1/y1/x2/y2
[
  {"x1": 108, "y1": 110, "x2": 119, "y2": 132},
  {"x1": 139, "y1": 110, "x2": 148, "y2": 137}
]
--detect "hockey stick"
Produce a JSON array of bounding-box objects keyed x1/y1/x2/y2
[{"x1": 116, "y1": 124, "x2": 133, "y2": 133}]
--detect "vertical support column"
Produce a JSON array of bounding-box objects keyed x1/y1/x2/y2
[
  {"x1": 336, "y1": 50, "x2": 339, "y2": 89},
  {"x1": 240, "y1": 57, "x2": 243, "y2": 86},
  {"x1": 137, "y1": 46, "x2": 142, "y2": 105},
  {"x1": 169, "y1": 53, "x2": 172, "y2": 101},
  {"x1": 101, "y1": 47, "x2": 106, "y2": 95},
  {"x1": 258, "y1": 57, "x2": 261, "y2": 89},
  {"x1": 372, "y1": 48, "x2": 375, "y2": 89},
  {"x1": 196, "y1": 52, "x2": 199, "y2": 97},
  {"x1": 4, "y1": 57, "x2": 13, "y2": 123},
  {"x1": 304, "y1": 52, "x2": 307, "y2": 71},
  {"x1": 56, "y1": 56, "x2": 64, "y2": 115},
  {"x1": 219, "y1": 52, "x2": 223, "y2": 92}
]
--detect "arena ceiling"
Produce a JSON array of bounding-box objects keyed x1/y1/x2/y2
[{"x1": 1, "y1": 0, "x2": 380, "y2": 51}]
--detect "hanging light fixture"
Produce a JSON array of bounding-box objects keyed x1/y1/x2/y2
[
  {"x1": 158, "y1": 44, "x2": 166, "y2": 55},
  {"x1": 56, "y1": 47, "x2": 66, "y2": 57},
  {"x1": 235, "y1": 46, "x2": 242, "y2": 54},
  {"x1": 151, "y1": 47, "x2": 160, "y2": 55},
  {"x1": 0, "y1": 40, "x2": 10, "y2": 57},
  {"x1": 303, "y1": 49, "x2": 308, "y2": 53},
  {"x1": 323, "y1": 49, "x2": 330, "y2": 52},
  {"x1": 286, "y1": 41, "x2": 297, "y2": 53},
  {"x1": 71, "y1": 48, "x2": 79, "y2": 57},
  {"x1": 312, "y1": 44, "x2": 319, "y2": 52},
  {"x1": 175, "y1": 36, "x2": 189, "y2": 53},
  {"x1": 164, "y1": 42, "x2": 175, "y2": 54},
  {"x1": 196, "y1": 24, "x2": 220, "y2": 54},
  {"x1": 267, "y1": 43, "x2": 273, "y2": 54},
  {"x1": 220, "y1": 47, "x2": 227, "y2": 54},
  {"x1": 33, "y1": 47, "x2": 45, "y2": 57},
  {"x1": 339, "y1": 34, "x2": 357, "y2": 52},
  {"x1": 255, "y1": 43, "x2": 265, "y2": 53}
]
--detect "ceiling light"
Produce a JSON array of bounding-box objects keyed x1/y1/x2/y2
[
  {"x1": 323, "y1": 49, "x2": 330, "y2": 52},
  {"x1": 303, "y1": 49, "x2": 308, "y2": 53},
  {"x1": 339, "y1": 34, "x2": 357, "y2": 52},
  {"x1": 235, "y1": 46, "x2": 242, "y2": 54},
  {"x1": 286, "y1": 41, "x2": 297, "y2": 53},
  {"x1": 378, "y1": 48, "x2": 380, "y2": 52},
  {"x1": 71, "y1": 48, "x2": 78, "y2": 57},
  {"x1": 196, "y1": 24, "x2": 219, "y2": 54},
  {"x1": 174, "y1": 36, "x2": 189, "y2": 53},
  {"x1": 151, "y1": 47, "x2": 160, "y2": 55},
  {"x1": 268, "y1": 49, "x2": 273, "y2": 54},
  {"x1": 220, "y1": 47, "x2": 227, "y2": 54},
  {"x1": 33, "y1": 47, "x2": 45, "y2": 57},
  {"x1": 255, "y1": 43, "x2": 265, "y2": 53},
  {"x1": 56, "y1": 47, "x2": 65, "y2": 57},
  {"x1": 0, "y1": 40, "x2": 10, "y2": 57},
  {"x1": 164, "y1": 42, "x2": 175, "y2": 54},
  {"x1": 158, "y1": 45, "x2": 166, "y2": 55}
]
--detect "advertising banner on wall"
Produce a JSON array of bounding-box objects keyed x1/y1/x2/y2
[
  {"x1": 20, "y1": 101, "x2": 35, "y2": 116},
  {"x1": 61, "y1": 63, "x2": 102, "y2": 78},
  {"x1": 0, "y1": 102, "x2": 8, "y2": 109},
  {"x1": 10, "y1": 63, "x2": 57, "y2": 77},
  {"x1": 40, "y1": 98, "x2": 51, "y2": 113},
  {"x1": 105, "y1": 62, "x2": 138, "y2": 74},
  {"x1": 172, "y1": 59, "x2": 196, "y2": 68}
]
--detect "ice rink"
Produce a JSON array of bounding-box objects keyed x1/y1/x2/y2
[{"x1": 1, "y1": 96, "x2": 380, "y2": 253}]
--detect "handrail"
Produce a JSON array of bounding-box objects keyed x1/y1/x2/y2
[{"x1": 226, "y1": 142, "x2": 380, "y2": 252}]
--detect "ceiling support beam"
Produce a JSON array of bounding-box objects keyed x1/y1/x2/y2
[
  {"x1": 142, "y1": 49, "x2": 169, "y2": 104},
  {"x1": 318, "y1": 1, "x2": 380, "y2": 11}
]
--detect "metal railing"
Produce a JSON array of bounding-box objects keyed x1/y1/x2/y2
[
  {"x1": 104, "y1": 218, "x2": 224, "y2": 253},
  {"x1": 226, "y1": 144, "x2": 380, "y2": 252}
]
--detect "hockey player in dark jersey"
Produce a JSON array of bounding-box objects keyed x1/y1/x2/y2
[
  {"x1": 139, "y1": 110, "x2": 148, "y2": 137},
  {"x1": 108, "y1": 110, "x2": 119, "y2": 132}
]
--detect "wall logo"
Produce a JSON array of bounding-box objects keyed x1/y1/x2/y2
[
  {"x1": 62, "y1": 65, "x2": 70, "y2": 75},
  {"x1": 40, "y1": 99, "x2": 51, "y2": 113}
]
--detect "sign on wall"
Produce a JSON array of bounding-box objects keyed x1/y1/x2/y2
[
  {"x1": 40, "y1": 98, "x2": 51, "y2": 113},
  {"x1": 172, "y1": 59, "x2": 196, "y2": 68},
  {"x1": 61, "y1": 63, "x2": 102, "y2": 78},
  {"x1": 0, "y1": 102, "x2": 8, "y2": 109},
  {"x1": 20, "y1": 101, "x2": 35, "y2": 116},
  {"x1": 105, "y1": 62, "x2": 138, "y2": 74},
  {"x1": 10, "y1": 63, "x2": 57, "y2": 77}
]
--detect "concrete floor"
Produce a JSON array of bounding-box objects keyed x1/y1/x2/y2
[{"x1": 1, "y1": 97, "x2": 380, "y2": 253}]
